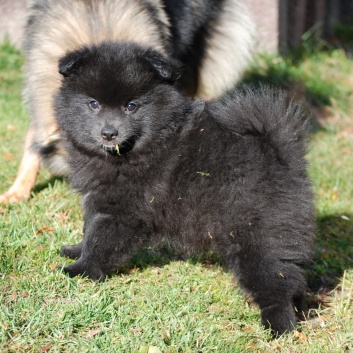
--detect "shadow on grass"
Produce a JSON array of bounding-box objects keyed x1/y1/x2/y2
[
  {"x1": 127, "y1": 212, "x2": 353, "y2": 285},
  {"x1": 121, "y1": 212, "x2": 353, "y2": 314},
  {"x1": 238, "y1": 51, "x2": 340, "y2": 112},
  {"x1": 32, "y1": 176, "x2": 66, "y2": 194},
  {"x1": 126, "y1": 246, "x2": 221, "y2": 273},
  {"x1": 308, "y1": 213, "x2": 353, "y2": 292}
]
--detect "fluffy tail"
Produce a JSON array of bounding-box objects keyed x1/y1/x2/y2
[{"x1": 208, "y1": 86, "x2": 311, "y2": 165}]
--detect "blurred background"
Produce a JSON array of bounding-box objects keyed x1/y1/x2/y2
[{"x1": 1, "y1": 0, "x2": 353, "y2": 54}]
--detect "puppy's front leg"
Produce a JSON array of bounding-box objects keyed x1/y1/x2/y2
[
  {"x1": 60, "y1": 210, "x2": 96, "y2": 259},
  {"x1": 62, "y1": 213, "x2": 143, "y2": 281}
]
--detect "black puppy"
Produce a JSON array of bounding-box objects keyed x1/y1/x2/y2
[{"x1": 55, "y1": 42, "x2": 315, "y2": 335}]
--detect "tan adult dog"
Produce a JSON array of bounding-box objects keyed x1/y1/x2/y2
[{"x1": 0, "y1": 0, "x2": 255, "y2": 203}]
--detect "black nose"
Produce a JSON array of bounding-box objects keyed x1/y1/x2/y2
[{"x1": 101, "y1": 126, "x2": 118, "y2": 141}]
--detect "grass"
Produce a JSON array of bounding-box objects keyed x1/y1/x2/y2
[{"x1": 0, "y1": 39, "x2": 353, "y2": 352}]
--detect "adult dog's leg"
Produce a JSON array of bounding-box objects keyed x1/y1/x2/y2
[{"x1": 0, "y1": 125, "x2": 40, "y2": 203}]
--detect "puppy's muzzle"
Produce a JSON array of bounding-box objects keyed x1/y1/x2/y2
[{"x1": 101, "y1": 125, "x2": 118, "y2": 142}]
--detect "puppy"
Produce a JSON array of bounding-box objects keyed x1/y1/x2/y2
[
  {"x1": 0, "y1": 0, "x2": 255, "y2": 203},
  {"x1": 55, "y1": 42, "x2": 315, "y2": 336}
]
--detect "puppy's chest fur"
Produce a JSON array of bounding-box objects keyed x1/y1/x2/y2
[{"x1": 73, "y1": 116, "x2": 268, "y2": 253}]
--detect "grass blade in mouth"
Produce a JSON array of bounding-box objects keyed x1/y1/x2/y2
[{"x1": 115, "y1": 144, "x2": 120, "y2": 155}]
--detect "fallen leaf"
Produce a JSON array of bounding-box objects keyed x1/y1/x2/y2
[
  {"x1": 20, "y1": 345, "x2": 31, "y2": 350},
  {"x1": 86, "y1": 329, "x2": 102, "y2": 338},
  {"x1": 40, "y1": 345, "x2": 51, "y2": 352},
  {"x1": 247, "y1": 344, "x2": 257, "y2": 349},
  {"x1": 130, "y1": 327, "x2": 143, "y2": 334},
  {"x1": 242, "y1": 326, "x2": 252, "y2": 331},
  {"x1": 7, "y1": 124, "x2": 15, "y2": 131},
  {"x1": 10, "y1": 292, "x2": 18, "y2": 301},
  {"x1": 37, "y1": 227, "x2": 54, "y2": 234},
  {"x1": 127, "y1": 268, "x2": 140, "y2": 274},
  {"x1": 2, "y1": 153, "x2": 14, "y2": 161},
  {"x1": 57, "y1": 212, "x2": 67, "y2": 220},
  {"x1": 0, "y1": 208, "x2": 6, "y2": 214},
  {"x1": 293, "y1": 330, "x2": 307, "y2": 343},
  {"x1": 275, "y1": 343, "x2": 282, "y2": 350},
  {"x1": 49, "y1": 263, "x2": 58, "y2": 271},
  {"x1": 21, "y1": 292, "x2": 29, "y2": 298},
  {"x1": 342, "y1": 147, "x2": 351, "y2": 154}
]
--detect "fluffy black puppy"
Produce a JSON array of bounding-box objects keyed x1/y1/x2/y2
[{"x1": 55, "y1": 42, "x2": 315, "y2": 336}]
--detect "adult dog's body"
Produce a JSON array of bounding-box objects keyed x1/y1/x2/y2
[
  {"x1": 0, "y1": 0, "x2": 255, "y2": 203},
  {"x1": 55, "y1": 42, "x2": 315, "y2": 336}
]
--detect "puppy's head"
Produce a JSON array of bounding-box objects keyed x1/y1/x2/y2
[{"x1": 55, "y1": 42, "x2": 185, "y2": 156}]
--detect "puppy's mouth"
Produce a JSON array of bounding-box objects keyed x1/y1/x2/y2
[{"x1": 101, "y1": 135, "x2": 138, "y2": 156}]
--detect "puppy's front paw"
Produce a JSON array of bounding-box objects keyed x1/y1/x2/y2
[
  {"x1": 60, "y1": 242, "x2": 83, "y2": 259},
  {"x1": 62, "y1": 260, "x2": 107, "y2": 281}
]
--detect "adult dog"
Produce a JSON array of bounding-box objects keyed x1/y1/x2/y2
[{"x1": 0, "y1": 0, "x2": 255, "y2": 203}]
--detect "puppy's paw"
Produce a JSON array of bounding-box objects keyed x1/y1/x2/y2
[
  {"x1": 62, "y1": 260, "x2": 107, "y2": 282},
  {"x1": 261, "y1": 302, "x2": 297, "y2": 337},
  {"x1": 60, "y1": 242, "x2": 83, "y2": 259}
]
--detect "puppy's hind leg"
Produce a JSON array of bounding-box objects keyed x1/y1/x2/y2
[
  {"x1": 0, "y1": 125, "x2": 40, "y2": 204},
  {"x1": 230, "y1": 247, "x2": 307, "y2": 336}
]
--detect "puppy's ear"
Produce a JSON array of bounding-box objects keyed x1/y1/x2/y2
[
  {"x1": 145, "y1": 49, "x2": 184, "y2": 83},
  {"x1": 58, "y1": 48, "x2": 90, "y2": 78}
]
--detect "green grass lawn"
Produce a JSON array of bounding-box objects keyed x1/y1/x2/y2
[{"x1": 0, "y1": 40, "x2": 352, "y2": 352}]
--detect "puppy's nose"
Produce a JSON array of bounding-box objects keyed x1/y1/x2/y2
[{"x1": 101, "y1": 126, "x2": 118, "y2": 141}]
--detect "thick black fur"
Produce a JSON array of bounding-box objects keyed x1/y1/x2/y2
[{"x1": 55, "y1": 42, "x2": 316, "y2": 336}]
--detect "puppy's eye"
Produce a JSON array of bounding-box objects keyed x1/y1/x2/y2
[
  {"x1": 89, "y1": 100, "x2": 100, "y2": 110},
  {"x1": 126, "y1": 102, "x2": 137, "y2": 112}
]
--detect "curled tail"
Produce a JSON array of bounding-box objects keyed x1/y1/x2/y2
[{"x1": 208, "y1": 86, "x2": 311, "y2": 166}]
